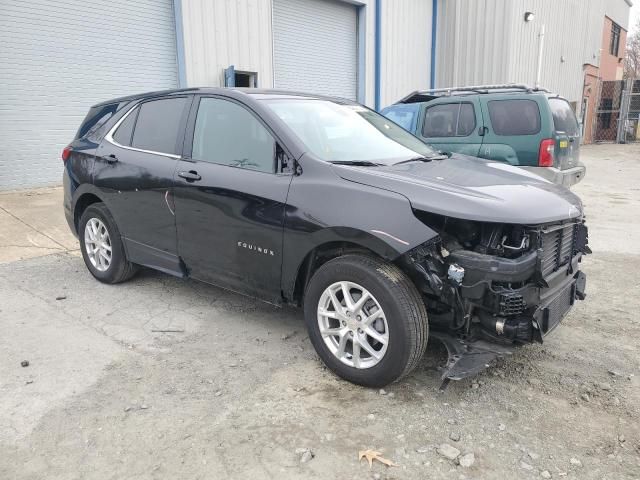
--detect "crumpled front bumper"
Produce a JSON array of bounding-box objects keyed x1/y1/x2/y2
[{"x1": 434, "y1": 269, "x2": 586, "y2": 386}]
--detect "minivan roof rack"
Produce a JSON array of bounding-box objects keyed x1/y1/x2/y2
[{"x1": 397, "y1": 84, "x2": 550, "y2": 104}]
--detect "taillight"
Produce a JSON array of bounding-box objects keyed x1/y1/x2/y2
[
  {"x1": 538, "y1": 139, "x2": 555, "y2": 167},
  {"x1": 62, "y1": 146, "x2": 72, "y2": 163}
]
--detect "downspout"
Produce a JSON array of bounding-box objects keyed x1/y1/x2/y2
[
  {"x1": 173, "y1": 0, "x2": 188, "y2": 88},
  {"x1": 430, "y1": 0, "x2": 438, "y2": 89},
  {"x1": 375, "y1": 0, "x2": 382, "y2": 110}
]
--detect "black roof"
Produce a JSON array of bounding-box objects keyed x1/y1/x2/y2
[{"x1": 92, "y1": 88, "x2": 354, "y2": 108}]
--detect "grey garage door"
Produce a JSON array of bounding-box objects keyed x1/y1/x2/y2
[
  {"x1": 0, "y1": 0, "x2": 179, "y2": 189},
  {"x1": 273, "y1": 0, "x2": 358, "y2": 100}
]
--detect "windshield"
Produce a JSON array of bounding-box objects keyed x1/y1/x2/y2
[{"x1": 263, "y1": 99, "x2": 437, "y2": 164}]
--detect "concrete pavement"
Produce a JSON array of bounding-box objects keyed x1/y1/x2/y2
[{"x1": 0, "y1": 187, "x2": 77, "y2": 263}]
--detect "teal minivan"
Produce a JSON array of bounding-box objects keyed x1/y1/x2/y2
[{"x1": 381, "y1": 85, "x2": 585, "y2": 186}]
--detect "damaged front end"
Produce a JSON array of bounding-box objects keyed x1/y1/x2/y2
[{"x1": 399, "y1": 211, "x2": 591, "y2": 386}]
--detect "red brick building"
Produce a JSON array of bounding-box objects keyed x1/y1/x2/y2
[{"x1": 582, "y1": 13, "x2": 630, "y2": 143}]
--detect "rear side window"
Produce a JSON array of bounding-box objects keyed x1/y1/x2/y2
[
  {"x1": 422, "y1": 103, "x2": 476, "y2": 137},
  {"x1": 487, "y1": 99, "x2": 541, "y2": 136},
  {"x1": 131, "y1": 98, "x2": 189, "y2": 155},
  {"x1": 382, "y1": 105, "x2": 418, "y2": 131},
  {"x1": 191, "y1": 97, "x2": 276, "y2": 173},
  {"x1": 112, "y1": 107, "x2": 138, "y2": 146},
  {"x1": 549, "y1": 98, "x2": 579, "y2": 136},
  {"x1": 76, "y1": 103, "x2": 119, "y2": 139}
]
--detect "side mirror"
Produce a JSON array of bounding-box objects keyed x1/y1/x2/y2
[{"x1": 276, "y1": 144, "x2": 297, "y2": 174}]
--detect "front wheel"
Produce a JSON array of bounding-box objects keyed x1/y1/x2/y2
[{"x1": 303, "y1": 254, "x2": 428, "y2": 387}]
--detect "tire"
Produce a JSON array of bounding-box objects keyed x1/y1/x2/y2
[
  {"x1": 78, "y1": 202, "x2": 138, "y2": 284},
  {"x1": 303, "y1": 254, "x2": 428, "y2": 388}
]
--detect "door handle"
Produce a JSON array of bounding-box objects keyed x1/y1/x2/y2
[
  {"x1": 101, "y1": 154, "x2": 118, "y2": 163},
  {"x1": 178, "y1": 170, "x2": 202, "y2": 182}
]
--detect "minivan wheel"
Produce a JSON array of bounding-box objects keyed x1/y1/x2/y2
[
  {"x1": 304, "y1": 254, "x2": 428, "y2": 388},
  {"x1": 79, "y1": 203, "x2": 138, "y2": 284}
]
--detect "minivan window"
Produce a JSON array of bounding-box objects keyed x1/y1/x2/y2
[
  {"x1": 112, "y1": 107, "x2": 138, "y2": 146},
  {"x1": 264, "y1": 99, "x2": 436, "y2": 164},
  {"x1": 131, "y1": 98, "x2": 189, "y2": 155},
  {"x1": 549, "y1": 98, "x2": 579, "y2": 136},
  {"x1": 423, "y1": 103, "x2": 476, "y2": 137},
  {"x1": 487, "y1": 99, "x2": 541, "y2": 136},
  {"x1": 192, "y1": 98, "x2": 276, "y2": 173}
]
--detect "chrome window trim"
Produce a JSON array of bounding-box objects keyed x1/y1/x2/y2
[{"x1": 104, "y1": 102, "x2": 182, "y2": 159}]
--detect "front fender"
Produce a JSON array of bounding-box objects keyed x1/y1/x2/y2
[{"x1": 281, "y1": 156, "x2": 437, "y2": 299}]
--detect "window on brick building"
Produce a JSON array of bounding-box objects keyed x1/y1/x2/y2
[{"x1": 610, "y1": 22, "x2": 621, "y2": 57}]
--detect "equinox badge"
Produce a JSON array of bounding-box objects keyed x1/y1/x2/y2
[{"x1": 237, "y1": 241, "x2": 275, "y2": 256}]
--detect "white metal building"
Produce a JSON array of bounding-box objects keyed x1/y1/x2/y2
[
  {"x1": 0, "y1": 0, "x2": 631, "y2": 189},
  {"x1": 436, "y1": 0, "x2": 632, "y2": 108}
]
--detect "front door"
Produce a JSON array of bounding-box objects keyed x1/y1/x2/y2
[
  {"x1": 94, "y1": 96, "x2": 191, "y2": 274},
  {"x1": 417, "y1": 100, "x2": 484, "y2": 157},
  {"x1": 173, "y1": 96, "x2": 292, "y2": 303}
]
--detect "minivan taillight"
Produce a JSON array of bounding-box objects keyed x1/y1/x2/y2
[
  {"x1": 62, "y1": 146, "x2": 72, "y2": 163},
  {"x1": 538, "y1": 139, "x2": 555, "y2": 167}
]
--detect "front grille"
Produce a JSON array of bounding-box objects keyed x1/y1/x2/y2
[{"x1": 540, "y1": 224, "x2": 576, "y2": 278}]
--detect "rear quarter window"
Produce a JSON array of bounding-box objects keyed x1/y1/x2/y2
[
  {"x1": 130, "y1": 97, "x2": 189, "y2": 155},
  {"x1": 549, "y1": 98, "x2": 579, "y2": 136},
  {"x1": 487, "y1": 99, "x2": 541, "y2": 136}
]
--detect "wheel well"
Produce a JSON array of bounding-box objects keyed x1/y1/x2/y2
[
  {"x1": 291, "y1": 241, "x2": 382, "y2": 306},
  {"x1": 74, "y1": 193, "x2": 102, "y2": 232}
]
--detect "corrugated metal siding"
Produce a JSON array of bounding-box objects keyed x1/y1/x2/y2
[
  {"x1": 380, "y1": 0, "x2": 432, "y2": 107},
  {"x1": 435, "y1": 0, "x2": 629, "y2": 106},
  {"x1": 435, "y1": 0, "x2": 513, "y2": 89},
  {"x1": 180, "y1": 0, "x2": 273, "y2": 87},
  {"x1": 0, "y1": 0, "x2": 178, "y2": 189},
  {"x1": 605, "y1": 0, "x2": 632, "y2": 29},
  {"x1": 507, "y1": 0, "x2": 604, "y2": 103},
  {"x1": 273, "y1": 0, "x2": 358, "y2": 100}
]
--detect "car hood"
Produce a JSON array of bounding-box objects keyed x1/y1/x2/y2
[{"x1": 333, "y1": 154, "x2": 584, "y2": 224}]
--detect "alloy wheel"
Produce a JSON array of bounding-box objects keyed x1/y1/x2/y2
[
  {"x1": 317, "y1": 281, "x2": 389, "y2": 369},
  {"x1": 84, "y1": 217, "x2": 112, "y2": 272}
]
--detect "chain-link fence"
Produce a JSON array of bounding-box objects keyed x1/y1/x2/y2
[
  {"x1": 593, "y1": 80, "x2": 624, "y2": 142},
  {"x1": 593, "y1": 79, "x2": 640, "y2": 143},
  {"x1": 622, "y1": 80, "x2": 640, "y2": 143}
]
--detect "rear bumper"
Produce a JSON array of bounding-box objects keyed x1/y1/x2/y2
[
  {"x1": 62, "y1": 167, "x2": 78, "y2": 237},
  {"x1": 520, "y1": 164, "x2": 586, "y2": 187}
]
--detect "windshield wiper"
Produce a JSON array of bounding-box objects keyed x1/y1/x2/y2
[
  {"x1": 329, "y1": 160, "x2": 383, "y2": 167},
  {"x1": 394, "y1": 154, "x2": 449, "y2": 165}
]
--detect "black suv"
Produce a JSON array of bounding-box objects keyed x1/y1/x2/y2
[{"x1": 63, "y1": 88, "x2": 589, "y2": 388}]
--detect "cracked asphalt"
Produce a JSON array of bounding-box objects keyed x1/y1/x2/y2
[{"x1": 1, "y1": 144, "x2": 639, "y2": 479}]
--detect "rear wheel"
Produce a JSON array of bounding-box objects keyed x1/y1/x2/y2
[
  {"x1": 79, "y1": 203, "x2": 138, "y2": 284},
  {"x1": 303, "y1": 254, "x2": 428, "y2": 387}
]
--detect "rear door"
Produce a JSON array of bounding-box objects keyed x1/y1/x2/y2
[
  {"x1": 95, "y1": 96, "x2": 191, "y2": 274},
  {"x1": 548, "y1": 97, "x2": 581, "y2": 171},
  {"x1": 477, "y1": 96, "x2": 544, "y2": 166},
  {"x1": 417, "y1": 99, "x2": 484, "y2": 157}
]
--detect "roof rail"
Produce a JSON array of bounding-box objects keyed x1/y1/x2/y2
[{"x1": 398, "y1": 84, "x2": 550, "y2": 103}]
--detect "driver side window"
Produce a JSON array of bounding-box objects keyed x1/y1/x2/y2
[{"x1": 192, "y1": 97, "x2": 276, "y2": 173}]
